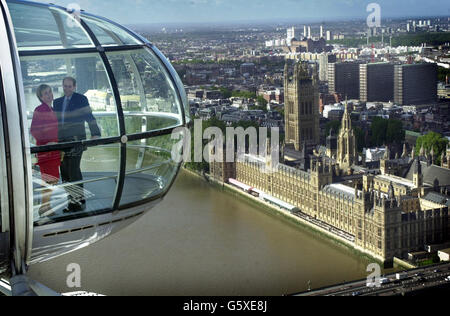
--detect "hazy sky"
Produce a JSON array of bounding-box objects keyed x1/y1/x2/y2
[{"x1": 32, "y1": 0, "x2": 450, "y2": 25}]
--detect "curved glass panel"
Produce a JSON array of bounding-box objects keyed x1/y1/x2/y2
[
  {"x1": 81, "y1": 15, "x2": 142, "y2": 46},
  {"x1": 20, "y1": 52, "x2": 121, "y2": 225},
  {"x1": 174, "y1": 69, "x2": 190, "y2": 124},
  {"x1": 151, "y1": 46, "x2": 190, "y2": 125},
  {"x1": 21, "y1": 53, "x2": 119, "y2": 138},
  {"x1": 9, "y1": 1, "x2": 188, "y2": 226},
  {"x1": 0, "y1": 101, "x2": 7, "y2": 275},
  {"x1": 7, "y1": 1, "x2": 94, "y2": 50},
  {"x1": 120, "y1": 134, "x2": 180, "y2": 207},
  {"x1": 33, "y1": 144, "x2": 121, "y2": 225},
  {"x1": 106, "y1": 48, "x2": 183, "y2": 134},
  {"x1": 0, "y1": 84, "x2": 5, "y2": 233}
]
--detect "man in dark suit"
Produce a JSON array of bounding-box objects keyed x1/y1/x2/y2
[{"x1": 53, "y1": 77, "x2": 101, "y2": 212}]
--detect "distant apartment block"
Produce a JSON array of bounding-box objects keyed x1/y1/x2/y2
[
  {"x1": 360, "y1": 63, "x2": 395, "y2": 103},
  {"x1": 319, "y1": 53, "x2": 336, "y2": 82},
  {"x1": 394, "y1": 63, "x2": 437, "y2": 105},
  {"x1": 328, "y1": 62, "x2": 361, "y2": 100},
  {"x1": 329, "y1": 62, "x2": 437, "y2": 105}
]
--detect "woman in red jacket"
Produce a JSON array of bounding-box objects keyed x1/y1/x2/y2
[{"x1": 30, "y1": 84, "x2": 61, "y2": 216}]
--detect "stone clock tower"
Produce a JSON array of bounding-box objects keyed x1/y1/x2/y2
[{"x1": 284, "y1": 61, "x2": 320, "y2": 151}]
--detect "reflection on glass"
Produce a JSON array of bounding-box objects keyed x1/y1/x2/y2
[
  {"x1": 30, "y1": 84, "x2": 61, "y2": 217},
  {"x1": 21, "y1": 53, "x2": 119, "y2": 139},
  {"x1": 10, "y1": 1, "x2": 189, "y2": 225},
  {"x1": 8, "y1": 2, "x2": 94, "y2": 50},
  {"x1": 81, "y1": 15, "x2": 142, "y2": 46},
  {"x1": 33, "y1": 144, "x2": 120, "y2": 225},
  {"x1": 20, "y1": 52, "x2": 121, "y2": 224},
  {"x1": 120, "y1": 135, "x2": 180, "y2": 206},
  {"x1": 107, "y1": 48, "x2": 183, "y2": 134},
  {"x1": 152, "y1": 46, "x2": 190, "y2": 125},
  {"x1": 173, "y1": 67, "x2": 190, "y2": 124}
]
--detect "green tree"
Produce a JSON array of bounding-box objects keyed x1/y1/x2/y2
[
  {"x1": 231, "y1": 120, "x2": 259, "y2": 130},
  {"x1": 353, "y1": 126, "x2": 365, "y2": 153},
  {"x1": 256, "y1": 96, "x2": 268, "y2": 108},
  {"x1": 371, "y1": 117, "x2": 388, "y2": 146},
  {"x1": 219, "y1": 87, "x2": 232, "y2": 99},
  {"x1": 232, "y1": 91, "x2": 256, "y2": 99},
  {"x1": 325, "y1": 120, "x2": 341, "y2": 137},
  {"x1": 391, "y1": 32, "x2": 450, "y2": 47},
  {"x1": 184, "y1": 117, "x2": 226, "y2": 173},
  {"x1": 438, "y1": 67, "x2": 450, "y2": 82},
  {"x1": 415, "y1": 132, "x2": 448, "y2": 165},
  {"x1": 370, "y1": 117, "x2": 404, "y2": 147},
  {"x1": 386, "y1": 119, "x2": 405, "y2": 144}
]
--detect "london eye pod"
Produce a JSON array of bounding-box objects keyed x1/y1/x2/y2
[{"x1": 0, "y1": 0, "x2": 189, "y2": 279}]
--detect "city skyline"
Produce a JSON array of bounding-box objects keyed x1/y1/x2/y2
[
  {"x1": 32, "y1": 0, "x2": 450, "y2": 25},
  {"x1": 1, "y1": 0, "x2": 450, "y2": 297}
]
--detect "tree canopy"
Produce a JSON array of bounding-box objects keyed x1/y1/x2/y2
[
  {"x1": 231, "y1": 90, "x2": 256, "y2": 99},
  {"x1": 325, "y1": 120, "x2": 341, "y2": 137},
  {"x1": 370, "y1": 117, "x2": 405, "y2": 147},
  {"x1": 415, "y1": 132, "x2": 448, "y2": 165}
]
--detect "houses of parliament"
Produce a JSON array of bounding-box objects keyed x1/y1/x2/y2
[{"x1": 210, "y1": 61, "x2": 450, "y2": 264}]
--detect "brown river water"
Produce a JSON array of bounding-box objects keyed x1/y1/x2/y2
[{"x1": 28, "y1": 169, "x2": 395, "y2": 295}]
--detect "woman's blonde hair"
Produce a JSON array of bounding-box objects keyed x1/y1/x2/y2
[{"x1": 36, "y1": 84, "x2": 52, "y2": 102}]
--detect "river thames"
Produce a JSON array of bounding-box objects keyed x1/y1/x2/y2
[{"x1": 28, "y1": 169, "x2": 394, "y2": 295}]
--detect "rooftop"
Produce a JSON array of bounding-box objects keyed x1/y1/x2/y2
[
  {"x1": 322, "y1": 183, "x2": 357, "y2": 202},
  {"x1": 422, "y1": 191, "x2": 450, "y2": 207},
  {"x1": 405, "y1": 160, "x2": 450, "y2": 187},
  {"x1": 376, "y1": 174, "x2": 416, "y2": 189}
]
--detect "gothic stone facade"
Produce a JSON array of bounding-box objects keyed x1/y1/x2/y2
[
  {"x1": 284, "y1": 62, "x2": 320, "y2": 151},
  {"x1": 234, "y1": 156, "x2": 449, "y2": 262}
]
